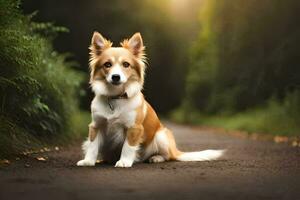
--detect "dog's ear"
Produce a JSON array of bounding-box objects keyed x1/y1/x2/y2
[
  {"x1": 121, "y1": 32, "x2": 145, "y2": 57},
  {"x1": 128, "y1": 33, "x2": 144, "y2": 55},
  {"x1": 90, "y1": 32, "x2": 112, "y2": 56}
]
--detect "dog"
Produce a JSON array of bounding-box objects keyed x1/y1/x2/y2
[{"x1": 77, "y1": 32, "x2": 224, "y2": 167}]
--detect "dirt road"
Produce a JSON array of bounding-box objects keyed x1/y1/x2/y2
[{"x1": 0, "y1": 122, "x2": 299, "y2": 200}]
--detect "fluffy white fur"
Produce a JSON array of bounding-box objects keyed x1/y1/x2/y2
[
  {"x1": 77, "y1": 134, "x2": 101, "y2": 166},
  {"x1": 115, "y1": 139, "x2": 139, "y2": 167},
  {"x1": 176, "y1": 150, "x2": 226, "y2": 162},
  {"x1": 141, "y1": 128, "x2": 225, "y2": 163},
  {"x1": 77, "y1": 90, "x2": 142, "y2": 167},
  {"x1": 140, "y1": 128, "x2": 170, "y2": 162}
]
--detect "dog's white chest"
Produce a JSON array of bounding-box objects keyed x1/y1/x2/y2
[
  {"x1": 89, "y1": 93, "x2": 143, "y2": 163},
  {"x1": 91, "y1": 93, "x2": 142, "y2": 128}
]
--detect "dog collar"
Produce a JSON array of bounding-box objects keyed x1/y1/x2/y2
[
  {"x1": 108, "y1": 93, "x2": 128, "y2": 100},
  {"x1": 106, "y1": 93, "x2": 128, "y2": 111}
]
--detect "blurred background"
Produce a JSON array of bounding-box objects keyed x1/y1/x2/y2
[
  {"x1": 22, "y1": 0, "x2": 201, "y2": 113},
  {"x1": 0, "y1": 0, "x2": 299, "y2": 158}
]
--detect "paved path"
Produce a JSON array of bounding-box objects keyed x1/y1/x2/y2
[{"x1": 0, "y1": 122, "x2": 299, "y2": 200}]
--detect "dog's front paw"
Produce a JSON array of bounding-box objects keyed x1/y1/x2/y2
[
  {"x1": 76, "y1": 159, "x2": 96, "y2": 167},
  {"x1": 115, "y1": 159, "x2": 133, "y2": 168}
]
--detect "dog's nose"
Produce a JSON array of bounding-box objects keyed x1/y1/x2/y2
[{"x1": 111, "y1": 74, "x2": 120, "y2": 84}]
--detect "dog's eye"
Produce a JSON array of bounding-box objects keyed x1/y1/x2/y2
[
  {"x1": 104, "y1": 62, "x2": 112, "y2": 68},
  {"x1": 123, "y1": 62, "x2": 130, "y2": 68}
]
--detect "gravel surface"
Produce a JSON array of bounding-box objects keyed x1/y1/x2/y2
[{"x1": 0, "y1": 122, "x2": 299, "y2": 200}]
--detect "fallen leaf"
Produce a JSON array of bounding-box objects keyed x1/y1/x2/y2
[
  {"x1": 274, "y1": 136, "x2": 289, "y2": 143},
  {"x1": 292, "y1": 141, "x2": 298, "y2": 147},
  {"x1": 55, "y1": 146, "x2": 59, "y2": 151},
  {"x1": 96, "y1": 159, "x2": 103, "y2": 164},
  {"x1": 36, "y1": 157, "x2": 47, "y2": 161},
  {"x1": 0, "y1": 159, "x2": 10, "y2": 165},
  {"x1": 43, "y1": 147, "x2": 51, "y2": 152},
  {"x1": 25, "y1": 163, "x2": 30, "y2": 168},
  {"x1": 15, "y1": 157, "x2": 20, "y2": 161}
]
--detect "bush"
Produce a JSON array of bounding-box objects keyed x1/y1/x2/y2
[{"x1": 0, "y1": 0, "x2": 84, "y2": 157}]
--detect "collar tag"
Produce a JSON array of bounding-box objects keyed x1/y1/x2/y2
[
  {"x1": 106, "y1": 92, "x2": 128, "y2": 111},
  {"x1": 107, "y1": 99, "x2": 114, "y2": 111}
]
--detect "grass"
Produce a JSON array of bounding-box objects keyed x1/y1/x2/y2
[{"x1": 171, "y1": 93, "x2": 300, "y2": 137}]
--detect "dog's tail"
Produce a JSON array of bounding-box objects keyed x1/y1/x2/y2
[
  {"x1": 164, "y1": 128, "x2": 226, "y2": 162},
  {"x1": 175, "y1": 149, "x2": 225, "y2": 162}
]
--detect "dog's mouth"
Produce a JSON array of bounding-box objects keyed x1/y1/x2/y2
[{"x1": 110, "y1": 80, "x2": 122, "y2": 86}]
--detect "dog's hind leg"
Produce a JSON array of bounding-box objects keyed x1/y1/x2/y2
[{"x1": 146, "y1": 128, "x2": 175, "y2": 163}]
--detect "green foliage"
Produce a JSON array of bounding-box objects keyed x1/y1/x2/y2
[
  {"x1": 172, "y1": 92, "x2": 300, "y2": 136},
  {"x1": 185, "y1": 0, "x2": 219, "y2": 112},
  {"x1": 178, "y1": 0, "x2": 300, "y2": 135},
  {"x1": 0, "y1": 0, "x2": 84, "y2": 157},
  {"x1": 214, "y1": 92, "x2": 299, "y2": 136}
]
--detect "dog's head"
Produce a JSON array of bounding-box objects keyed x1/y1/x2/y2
[{"x1": 89, "y1": 32, "x2": 146, "y2": 98}]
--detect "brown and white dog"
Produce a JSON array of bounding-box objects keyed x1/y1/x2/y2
[{"x1": 77, "y1": 32, "x2": 224, "y2": 167}]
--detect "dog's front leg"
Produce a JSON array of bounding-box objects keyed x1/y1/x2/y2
[
  {"x1": 77, "y1": 123, "x2": 102, "y2": 166},
  {"x1": 115, "y1": 124, "x2": 143, "y2": 168}
]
